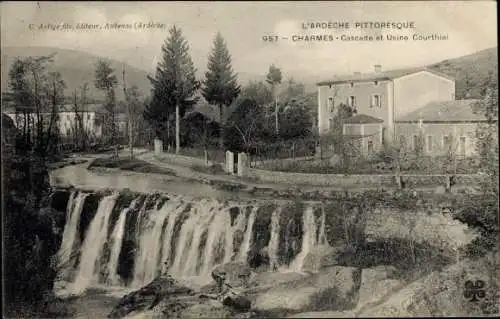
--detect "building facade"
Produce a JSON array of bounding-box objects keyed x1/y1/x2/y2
[
  {"x1": 317, "y1": 65, "x2": 456, "y2": 146},
  {"x1": 395, "y1": 99, "x2": 489, "y2": 158}
]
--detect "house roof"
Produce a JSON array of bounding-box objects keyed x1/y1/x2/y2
[
  {"x1": 395, "y1": 99, "x2": 488, "y2": 123},
  {"x1": 317, "y1": 67, "x2": 454, "y2": 86},
  {"x1": 343, "y1": 114, "x2": 384, "y2": 124}
]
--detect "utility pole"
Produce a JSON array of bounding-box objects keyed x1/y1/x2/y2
[{"x1": 123, "y1": 64, "x2": 133, "y2": 159}]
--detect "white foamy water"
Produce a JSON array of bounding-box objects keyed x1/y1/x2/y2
[
  {"x1": 268, "y1": 206, "x2": 282, "y2": 269},
  {"x1": 107, "y1": 199, "x2": 139, "y2": 286},
  {"x1": 289, "y1": 205, "x2": 318, "y2": 272},
  {"x1": 237, "y1": 206, "x2": 258, "y2": 262},
  {"x1": 57, "y1": 191, "x2": 88, "y2": 270},
  {"x1": 69, "y1": 193, "x2": 118, "y2": 294},
  {"x1": 55, "y1": 189, "x2": 329, "y2": 294}
]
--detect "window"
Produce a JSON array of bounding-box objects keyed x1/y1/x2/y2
[
  {"x1": 399, "y1": 135, "x2": 406, "y2": 148},
  {"x1": 328, "y1": 97, "x2": 334, "y2": 113},
  {"x1": 458, "y1": 136, "x2": 466, "y2": 156},
  {"x1": 443, "y1": 135, "x2": 451, "y2": 150},
  {"x1": 412, "y1": 134, "x2": 419, "y2": 151},
  {"x1": 87, "y1": 114, "x2": 91, "y2": 121},
  {"x1": 426, "y1": 135, "x2": 433, "y2": 153},
  {"x1": 367, "y1": 140, "x2": 374, "y2": 154},
  {"x1": 374, "y1": 81, "x2": 379, "y2": 86},
  {"x1": 348, "y1": 96, "x2": 356, "y2": 108},
  {"x1": 66, "y1": 114, "x2": 70, "y2": 121},
  {"x1": 370, "y1": 94, "x2": 381, "y2": 108},
  {"x1": 350, "y1": 82, "x2": 354, "y2": 88}
]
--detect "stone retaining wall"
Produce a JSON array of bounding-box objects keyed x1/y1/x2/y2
[{"x1": 246, "y1": 168, "x2": 485, "y2": 188}]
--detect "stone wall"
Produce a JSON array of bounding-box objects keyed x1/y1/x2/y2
[{"x1": 246, "y1": 167, "x2": 484, "y2": 188}]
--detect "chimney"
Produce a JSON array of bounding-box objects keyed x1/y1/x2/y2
[{"x1": 374, "y1": 64, "x2": 382, "y2": 73}]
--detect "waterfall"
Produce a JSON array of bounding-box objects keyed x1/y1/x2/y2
[
  {"x1": 55, "y1": 188, "x2": 333, "y2": 295},
  {"x1": 289, "y1": 205, "x2": 318, "y2": 272},
  {"x1": 237, "y1": 206, "x2": 258, "y2": 262},
  {"x1": 70, "y1": 193, "x2": 118, "y2": 294},
  {"x1": 200, "y1": 205, "x2": 233, "y2": 275},
  {"x1": 132, "y1": 196, "x2": 183, "y2": 286},
  {"x1": 57, "y1": 191, "x2": 88, "y2": 270},
  {"x1": 107, "y1": 198, "x2": 139, "y2": 285},
  {"x1": 268, "y1": 207, "x2": 282, "y2": 270}
]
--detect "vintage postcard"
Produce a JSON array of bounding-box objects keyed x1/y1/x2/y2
[{"x1": 1, "y1": 1, "x2": 498, "y2": 318}]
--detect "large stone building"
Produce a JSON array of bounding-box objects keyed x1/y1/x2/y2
[
  {"x1": 317, "y1": 65, "x2": 456, "y2": 144},
  {"x1": 315, "y1": 65, "x2": 491, "y2": 157}
]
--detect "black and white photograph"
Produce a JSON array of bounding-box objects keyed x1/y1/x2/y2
[{"x1": 1, "y1": 1, "x2": 498, "y2": 318}]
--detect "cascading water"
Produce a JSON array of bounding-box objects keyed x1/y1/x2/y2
[
  {"x1": 56, "y1": 190, "x2": 328, "y2": 295},
  {"x1": 70, "y1": 193, "x2": 118, "y2": 294},
  {"x1": 57, "y1": 191, "x2": 88, "y2": 271},
  {"x1": 107, "y1": 198, "x2": 139, "y2": 286},
  {"x1": 289, "y1": 205, "x2": 319, "y2": 272},
  {"x1": 268, "y1": 207, "x2": 282, "y2": 270}
]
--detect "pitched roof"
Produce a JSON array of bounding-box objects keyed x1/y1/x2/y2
[
  {"x1": 317, "y1": 67, "x2": 454, "y2": 85},
  {"x1": 395, "y1": 99, "x2": 488, "y2": 122},
  {"x1": 344, "y1": 114, "x2": 384, "y2": 124}
]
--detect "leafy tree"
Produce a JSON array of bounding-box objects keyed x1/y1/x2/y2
[
  {"x1": 94, "y1": 59, "x2": 118, "y2": 147},
  {"x1": 240, "y1": 80, "x2": 273, "y2": 107},
  {"x1": 266, "y1": 64, "x2": 282, "y2": 135},
  {"x1": 225, "y1": 98, "x2": 267, "y2": 153},
  {"x1": 202, "y1": 32, "x2": 240, "y2": 149},
  {"x1": 145, "y1": 25, "x2": 200, "y2": 153}
]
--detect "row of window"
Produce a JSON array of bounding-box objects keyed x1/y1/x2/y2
[
  {"x1": 65, "y1": 114, "x2": 92, "y2": 121},
  {"x1": 400, "y1": 134, "x2": 468, "y2": 154},
  {"x1": 327, "y1": 94, "x2": 382, "y2": 110}
]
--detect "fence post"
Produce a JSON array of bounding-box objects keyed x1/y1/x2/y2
[
  {"x1": 445, "y1": 174, "x2": 451, "y2": 192},
  {"x1": 225, "y1": 150, "x2": 234, "y2": 174},
  {"x1": 154, "y1": 139, "x2": 163, "y2": 155},
  {"x1": 238, "y1": 152, "x2": 249, "y2": 177}
]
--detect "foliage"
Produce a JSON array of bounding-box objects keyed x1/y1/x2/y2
[
  {"x1": 224, "y1": 98, "x2": 270, "y2": 152},
  {"x1": 7, "y1": 54, "x2": 65, "y2": 158},
  {"x1": 181, "y1": 111, "x2": 220, "y2": 149},
  {"x1": 240, "y1": 80, "x2": 273, "y2": 107},
  {"x1": 202, "y1": 32, "x2": 241, "y2": 148},
  {"x1": 94, "y1": 59, "x2": 118, "y2": 144},
  {"x1": 266, "y1": 64, "x2": 283, "y2": 134},
  {"x1": 145, "y1": 25, "x2": 200, "y2": 146}
]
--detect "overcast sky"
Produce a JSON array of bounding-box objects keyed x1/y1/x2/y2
[{"x1": 1, "y1": 1, "x2": 497, "y2": 78}]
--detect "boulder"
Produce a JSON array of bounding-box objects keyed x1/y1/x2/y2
[
  {"x1": 212, "y1": 262, "x2": 254, "y2": 289},
  {"x1": 301, "y1": 244, "x2": 345, "y2": 272},
  {"x1": 253, "y1": 266, "x2": 360, "y2": 312},
  {"x1": 107, "y1": 276, "x2": 194, "y2": 318}
]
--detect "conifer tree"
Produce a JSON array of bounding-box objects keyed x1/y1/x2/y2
[
  {"x1": 202, "y1": 32, "x2": 240, "y2": 148},
  {"x1": 145, "y1": 25, "x2": 200, "y2": 153}
]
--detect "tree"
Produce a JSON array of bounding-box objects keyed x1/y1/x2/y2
[
  {"x1": 240, "y1": 81, "x2": 273, "y2": 108},
  {"x1": 7, "y1": 54, "x2": 63, "y2": 159},
  {"x1": 145, "y1": 25, "x2": 200, "y2": 153},
  {"x1": 266, "y1": 64, "x2": 282, "y2": 135},
  {"x1": 474, "y1": 75, "x2": 499, "y2": 195},
  {"x1": 202, "y1": 32, "x2": 241, "y2": 149},
  {"x1": 123, "y1": 78, "x2": 145, "y2": 158},
  {"x1": 225, "y1": 98, "x2": 267, "y2": 153},
  {"x1": 94, "y1": 59, "x2": 118, "y2": 150}
]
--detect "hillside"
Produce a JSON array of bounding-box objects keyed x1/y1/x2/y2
[
  {"x1": 1, "y1": 46, "x2": 153, "y2": 102},
  {"x1": 429, "y1": 47, "x2": 497, "y2": 99}
]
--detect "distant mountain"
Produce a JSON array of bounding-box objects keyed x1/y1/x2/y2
[
  {"x1": 428, "y1": 47, "x2": 497, "y2": 99},
  {"x1": 1, "y1": 46, "x2": 153, "y2": 102}
]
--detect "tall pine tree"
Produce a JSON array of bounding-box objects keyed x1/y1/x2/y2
[
  {"x1": 145, "y1": 25, "x2": 200, "y2": 153},
  {"x1": 202, "y1": 32, "x2": 240, "y2": 148}
]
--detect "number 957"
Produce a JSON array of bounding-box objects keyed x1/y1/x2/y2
[{"x1": 262, "y1": 35, "x2": 279, "y2": 42}]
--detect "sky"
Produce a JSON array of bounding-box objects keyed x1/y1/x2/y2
[{"x1": 1, "y1": 1, "x2": 497, "y2": 79}]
